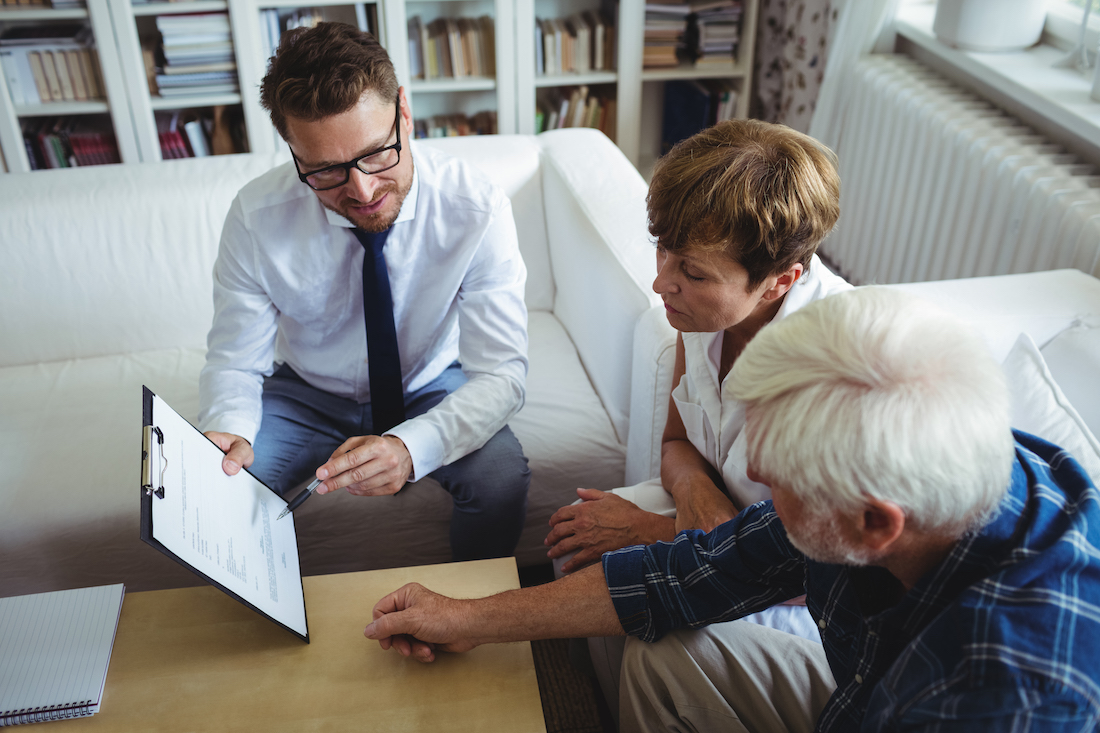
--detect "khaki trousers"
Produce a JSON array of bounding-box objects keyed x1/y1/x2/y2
[{"x1": 620, "y1": 621, "x2": 836, "y2": 733}]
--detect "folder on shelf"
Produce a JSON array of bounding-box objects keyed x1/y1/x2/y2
[
  {"x1": 0, "y1": 584, "x2": 125, "y2": 726},
  {"x1": 140, "y1": 386, "x2": 309, "y2": 642}
]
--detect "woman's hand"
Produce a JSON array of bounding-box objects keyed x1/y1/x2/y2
[{"x1": 544, "y1": 489, "x2": 675, "y2": 573}]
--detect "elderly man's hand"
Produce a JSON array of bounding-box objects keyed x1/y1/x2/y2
[{"x1": 364, "y1": 583, "x2": 477, "y2": 663}]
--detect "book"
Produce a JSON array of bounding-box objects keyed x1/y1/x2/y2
[
  {"x1": 184, "y1": 118, "x2": 210, "y2": 156},
  {"x1": 160, "y1": 60, "x2": 235, "y2": 75},
  {"x1": 408, "y1": 16, "x2": 423, "y2": 79},
  {"x1": 52, "y1": 49, "x2": 75, "y2": 100},
  {"x1": 77, "y1": 48, "x2": 101, "y2": 98},
  {"x1": 0, "y1": 49, "x2": 30, "y2": 105},
  {"x1": 64, "y1": 49, "x2": 88, "y2": 100},
  {"x1": 38, "y1": 50, "x2": 63, "y2": 100},
  {"x1": 157, "y1": 82, "x2": 239, "y2": 96},
  {"x1": 662, "y1": 79, "x2": 712, "y2": 153},
  {"x1": 0, "y1": 584, "x2": 125, "y2": 726},
  {"x1": 26, "y1": 51, "x2": 52, "y2": 102}
]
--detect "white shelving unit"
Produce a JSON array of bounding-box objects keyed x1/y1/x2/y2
[
  {"x1": 110, "y1": 0, "x2": 246, "y2": 162},
  {"x1": 515, "y1": 0, "x2": 639, "y2": 154},
  {"x1": 636, "y1": 0, "x2": 757, "y2": 176},
  {"x1": 515, "y1": 0, "x2": 756, "y2": 170},
  {"x1": 0, "y1": 0, "x2": 757, "y2": 174},
  {"x1": 0, "y1": 0, "x2": 140, "y2": 172},
  {"x1": 396, "y1": 0, "x2": 516, "y2": 135},
  {"x1": 232, "y1": 0, "x2": 381, "y2": 155}
]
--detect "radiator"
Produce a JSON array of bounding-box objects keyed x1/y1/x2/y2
[{"x1": 822, "y1": 54, "x2": 1100, "y2": 285}]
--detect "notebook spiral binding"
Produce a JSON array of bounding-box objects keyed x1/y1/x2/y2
[{"x1": 0, "y1": 701, "x2": 94, "y2": 726}]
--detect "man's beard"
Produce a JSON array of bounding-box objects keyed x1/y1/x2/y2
[
  {"x1": 786, "y1": 513, "x2": 875, "y2": 567},
  {"x1": 331, "y1": 181, "x2": 408, "y2": 233}
]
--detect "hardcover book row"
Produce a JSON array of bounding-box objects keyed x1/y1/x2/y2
[{"x1": 407, "y1": 15, "x2": 496, "y2": 81}]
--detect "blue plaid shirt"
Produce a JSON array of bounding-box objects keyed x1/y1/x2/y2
[{"x1": 604, "y1": 431, "x2": 1100, "y2": 731}]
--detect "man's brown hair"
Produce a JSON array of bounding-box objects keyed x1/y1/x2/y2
[
  {"x1": 260, "y1": 22, "x2": 400, "y2": 141},
  {"x1": 647, "y1": 119, "x2": 840, "y2": 290}
]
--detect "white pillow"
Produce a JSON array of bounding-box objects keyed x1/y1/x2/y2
[
  {"x1": 1040, "y1": 316, "x2": 1100, "y2": 441},
  {"x1": 1002, "y1": 333, "x2": 1100, "y2": 485}
]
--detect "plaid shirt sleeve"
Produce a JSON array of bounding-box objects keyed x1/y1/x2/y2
[{"x1": 602, "y1": 501, "x2": 809, "y2": 642}]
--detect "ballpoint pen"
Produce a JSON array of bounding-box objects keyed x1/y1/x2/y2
[{"x1": 276, "y1": 477, "x2": 323, "y2": 520}]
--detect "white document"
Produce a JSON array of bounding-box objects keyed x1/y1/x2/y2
[{"x1": 149, "y1": 394, "x2": 307, "y2": 638}]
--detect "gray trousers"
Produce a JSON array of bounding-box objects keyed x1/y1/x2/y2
[{"x1": 620, "y1": 621, "x2": 837, "y2": 733}]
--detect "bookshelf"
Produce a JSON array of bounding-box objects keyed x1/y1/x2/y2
[
  {"x1": 231, "y1": 0, "x2": 381, "y2": 155},
  {"x1": 635, "y1": 0, "x2": 758, "y2": 177},
  {"x1": 0, "y1": 0, "x2": 757, "y2": 174},
  {"x1": 517, "y1": 0, "x2": 628, "y2": 147},
  {"x1": 396, "y1": 0, "x2": 516, "y2": 136},
  {"x1": 515, "y1": 0, "x2": 757, "y2": 172},
  {"x1": 0, "y1": 0, "x2": 140, "y2": 172},
  {"x1": 110, "y1": 0, "x2": 250, "y2": 162}
]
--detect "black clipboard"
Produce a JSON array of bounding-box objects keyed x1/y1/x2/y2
[{"x1": 140, "y1": 385, "x2": 310, "y2": 642}]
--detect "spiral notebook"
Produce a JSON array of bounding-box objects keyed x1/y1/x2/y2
[{"x1": 0, "y1": 584, "x2": 125, "y2": 727}]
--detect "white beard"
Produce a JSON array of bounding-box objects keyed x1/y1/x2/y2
[{"x1": 785, "y1": 513, "x2": 875, "y2": 567}]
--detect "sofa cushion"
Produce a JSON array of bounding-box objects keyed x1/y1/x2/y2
[
  {"x1": 1002, "y1": 333, "x2": 1100, "y2": 484},
  {"x1": 1040, "y1": 316, "x2": 1100, "y2": 438},
  {"x1": 0, "y1": 311, "x2": 624, "y2": 595}
]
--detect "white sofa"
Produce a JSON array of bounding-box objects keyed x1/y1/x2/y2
[
  {"x1": 0, "y1": 129, "x2": 661, "y2": 597},
  {"x1": 626, "y1": 268, "x2": 1100, "y2": 488}
]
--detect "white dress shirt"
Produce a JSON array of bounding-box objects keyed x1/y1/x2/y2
[
  {"x1": 672, "y1": 254, "x2": 852, "y2": 507},
  {"x1": 198, "y1": 142, "x2": 529, "y2": 480}
]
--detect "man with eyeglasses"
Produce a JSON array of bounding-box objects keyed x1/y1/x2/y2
[{"x1": 197, "y1": 22, "x2": 531, "y2": 563}]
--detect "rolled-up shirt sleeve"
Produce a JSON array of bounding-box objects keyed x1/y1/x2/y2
[
  {"x1": 603, "y1": 501, "x2": 808, "y2": 642},
  {"x1": 197, "y1": 195, "x2": 279, "y2": 444}
]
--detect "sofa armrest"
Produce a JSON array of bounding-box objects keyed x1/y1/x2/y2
[
  {"x1": 537, "y1": 129, "x2": 660, "y2": 443},
  {"x1": 625, "y1": 306, "x2": 677, "y2": 485}
]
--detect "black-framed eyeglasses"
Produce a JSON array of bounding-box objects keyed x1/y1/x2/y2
[{"x1": 291, "y1": 96, "x2": 402, "y2": 191}]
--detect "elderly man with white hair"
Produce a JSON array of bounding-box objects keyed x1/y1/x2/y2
[{"x1": 364, "y1": 287, "x2": 1100, "y2": 732}]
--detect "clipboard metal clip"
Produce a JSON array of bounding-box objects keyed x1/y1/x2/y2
[{"x1": 142, "y1": 425, "x2": 167, "y2": 499}]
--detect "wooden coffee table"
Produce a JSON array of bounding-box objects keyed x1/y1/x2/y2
[{"x1": 47, "y1": 558, "x2": 546, "y2": 732}]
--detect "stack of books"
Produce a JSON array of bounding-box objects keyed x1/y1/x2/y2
[
  {"x1": 413, "y1": 110, "x2": 497, "y2": 138},
  {"x1": 644, "y1": 3, "x2": 690, "y2": 68},
  {"x1": 407, "y1": 15, "x2": 495, "y2": 80},
  {"x1": 535, "y1": 84, "x2": 616, "y2": 141},
  {"x1": 152, "y1": 12, "x2": 238, "y2": 97},
  {"x1": 534, "y1": 11, "x2": 614, "y2": 76},
  {"x1": 694, "y1": 0, "x2": 743, "y2": 66},
  {"x1": 0, "y1": 24, "x2": 102, "y2": 106},
  {"x1": 21, "y1": 117, "x2": 120, "y2": 169}
]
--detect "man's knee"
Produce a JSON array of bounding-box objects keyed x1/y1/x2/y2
[{"x1": 440, "y1": 426, "x2": 530, "y2": 507}]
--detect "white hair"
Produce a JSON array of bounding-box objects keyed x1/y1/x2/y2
[{"x1": 729, "y1": 287, "x2": 1014, "y2": 538}]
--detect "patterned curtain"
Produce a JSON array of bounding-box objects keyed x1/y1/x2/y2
[{"x1": 751, "y1": 0, "x2": 837, "y2": 133}]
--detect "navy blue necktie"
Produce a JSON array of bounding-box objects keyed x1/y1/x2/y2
[{"x1": 353, "y1": 227, "x2": 406, "y2": 433}]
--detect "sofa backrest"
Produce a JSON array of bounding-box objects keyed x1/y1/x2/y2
[
  {"x1": 417, "y1": 135, "x2": 553, "y2": 312},
  {"x1": 0, "y1": 136, "x2": 554, "y2": 368},
  {"x1": 2, "y1": 152, "x2": 283, "y2": 367}
]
